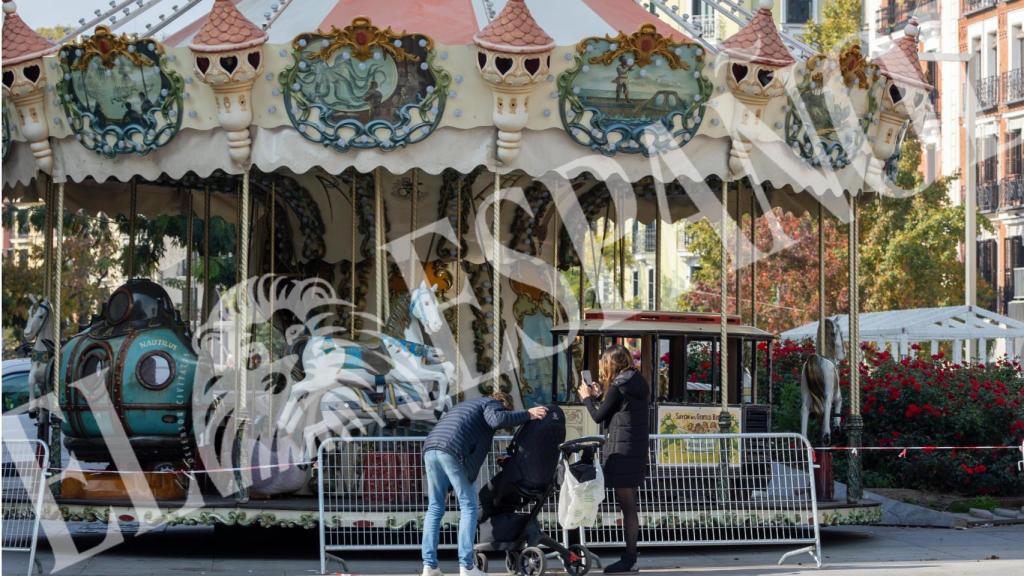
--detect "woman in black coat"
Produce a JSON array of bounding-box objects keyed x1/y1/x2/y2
[{"x1": 577, "y1": 345, "x2": 649, "y2": 574}]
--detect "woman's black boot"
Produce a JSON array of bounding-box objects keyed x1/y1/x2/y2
[{"x1": 602, "y1": 553, "x2": 638, "y2": 574}]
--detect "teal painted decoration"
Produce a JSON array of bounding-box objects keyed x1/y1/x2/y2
[
  {"x1": 59, "y1": 280, "x2": 195, "y2": 462},
  {"x1": 785, "y1": 53, "x2": 878, "y2": 170},
  {"x1": 558, "y1": 24, "x2": 711, "y2": 156},
  {"x1": 279, "y1": 17, "x2": 449, "y2": 152},
  {"x1": 1, "y1": 105, "x2": 10, "y2": 160},
  {"x1": 56, "y1": 26, "x2": 183, "y2": 158}
]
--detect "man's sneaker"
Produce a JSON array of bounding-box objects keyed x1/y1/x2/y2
[
  {"x1": 459, "y1": 566, "x2": 488, "y2": 576},
  {"x1": 422, "y1": 566, "x2": 443, "y2": 576},
  {"x1": 602, "y1": 554, "x2": 638, "y2": 574}
]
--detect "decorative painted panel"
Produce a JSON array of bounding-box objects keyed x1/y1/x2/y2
[
  {"x1": 56, "y1": 27, "x2": 184, "y2": 158},
  {"x1": 279, "y1": 17, "x2": 450, "y2": 152},
  {"x1": 2, "y1": 106, "x2": 10, "y2": 160},
  {"x1": 784, "y1": 47, "x2": 880, "y2": 170},
  {"x1": 558, "y1": 24, "x2": 712, "y2": 156}
]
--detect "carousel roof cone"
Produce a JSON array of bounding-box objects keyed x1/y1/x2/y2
[
  {"x1": 2, "y1": 1, "x2": 59, "y2": 174},
  {"x1": 865, "y1": 19, "x2": 932, "y2": 189},
  {"x1": 720, "y1": 0, "x2": 794, "y2": 177},
  {"x1": 474, "y1": 0, "x2": 555, "y2": 54},
  {"x1": 1, "y1": 1, "x2": 58, "y2": 66},
  {"x1": 873, "y1": 18, "x2": 930, "y2": 91},
  {"x1": 473, "y1": 0, "x2": 555, "y2": 166},
  {"x1": 189, "y1": 0, "x2": 268, "y2": 52},
  {"x1": 188, "y1": 0, "x2": 269, "y2": 166},
  {"x1": 721, "y1": 0, "x2": 794, "y2": 68}
]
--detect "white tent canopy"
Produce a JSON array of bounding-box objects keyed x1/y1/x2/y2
[{"x1": 780, "y1": 306, "x2": 1024, "y2": 363}]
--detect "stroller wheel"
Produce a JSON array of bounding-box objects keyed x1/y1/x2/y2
[
  {"x1": 519, "y1": 546, "x2": 546, "y2": 576},
  {"x1": 504, "y1": 551, "x2": 521, "y2": 574},
  {"x1": 475, "y1": 552, "x2": 489, "y2": 573},
  {"x1": 563, "y1": 544, "x2": 591, "y2": 576}
]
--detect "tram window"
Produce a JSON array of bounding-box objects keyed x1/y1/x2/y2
[
  {"x1": 138, "y1": 352, "x2": 174, "y2": 391},
  {"x1": 686, "y1": 339, "x2": 718, "y2": 405}
]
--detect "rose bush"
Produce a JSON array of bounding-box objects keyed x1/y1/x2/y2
[{"x1": 765, "y1": 340, "x2": 1024, "y2": 496}]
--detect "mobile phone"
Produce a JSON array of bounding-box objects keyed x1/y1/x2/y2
[{"x1": 581, "y1": 370, "x2": 593, "y2": 385}]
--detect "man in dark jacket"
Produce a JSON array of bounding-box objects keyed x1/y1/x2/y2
[{"x1": 421, "y1": 392, "x2": 546, "y2": 576}]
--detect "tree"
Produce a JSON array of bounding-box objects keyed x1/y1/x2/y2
[
  {"x1": 33, "y1": 26, "x2": 70, "y2": 42},
  {"x1": 2, "y1": 206, "x2": 121, "y2": 353},
  {"x1": 802, "y1": 0, "x2": 863, "y2": 53}
]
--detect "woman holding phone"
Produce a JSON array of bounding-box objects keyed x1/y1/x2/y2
[{"x1": 577, "y1": 345, "x2": 649, "y2": 574}]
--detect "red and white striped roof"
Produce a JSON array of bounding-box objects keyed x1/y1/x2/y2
[{"x1": 165, "y1": 0, "x2": 684, "y2": 48}]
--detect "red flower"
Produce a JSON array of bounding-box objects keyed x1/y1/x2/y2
[
  {"x1": 960, "y1": 463, "x2": 974, "y2": 475},
  {"x1": 905, "y1": 404, "x2": 922, "y2": 418},
  {"x1": 973, "y1": 464, "x2": 987, "y2": 474}
]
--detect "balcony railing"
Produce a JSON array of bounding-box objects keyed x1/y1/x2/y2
[
  {"x1": 963, "y1": 0, "x2": 997, "y2": 15},
  {"x1": 1001, "y1": 174, "x2": 1024, "y2": 210},
  {"x1": 1014, "y1": 268, "x2": 1024, "y2": 300},
  {"x1": 691, "y1": 13, "x2": 720, "y2": 42},
  {"x1": 876, "y1": 1, "x2": 939, "y2": 35},
  {"x1": 1005, "y1": 68, "x2": 1024, "y2": 104},
  {"x1": 979, "y1": 181, "x2": 1000, "y2": 212},
  {"x1": 976, "y1": 75, "x2": 1001, "y2": 110}
]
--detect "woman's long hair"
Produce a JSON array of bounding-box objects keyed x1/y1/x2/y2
[{"x1": 598, "y1": 345, "x2": 633, "y2": 392}]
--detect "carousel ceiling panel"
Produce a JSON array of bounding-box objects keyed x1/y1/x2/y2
[{"x1": 61, "y1": 179, "x2": 239, "y2": 221}]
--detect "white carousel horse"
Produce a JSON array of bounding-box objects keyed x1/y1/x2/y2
[
  {"x1": 23, "y1": 296, "x2": 55, "y2": 405},
  {"x1": 278, "y1": 280, "x2": 454, "y2": 441},
  {"x1": 800, "y1": 317, "x2": 844, "y2": 446}
]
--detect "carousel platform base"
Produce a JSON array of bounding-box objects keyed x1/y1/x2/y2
[
  {"x1": 51, "y1": 496, "x2": 881, "y2": 531},
  {"x1": 60, "y1": 471, "x2": 187, "y2": 501}
]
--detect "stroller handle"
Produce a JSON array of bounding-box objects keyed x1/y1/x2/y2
[{"x1": 558, "y1": 436, "x2": 605, "y2": 452}]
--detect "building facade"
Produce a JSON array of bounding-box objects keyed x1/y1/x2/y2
[{"x1": 956, "y1": 0, "x2": 1024, "y2": 316}]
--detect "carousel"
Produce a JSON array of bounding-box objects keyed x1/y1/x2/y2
[{"x1": 1, "y1": 0, "x2": 933, "y2": 533}]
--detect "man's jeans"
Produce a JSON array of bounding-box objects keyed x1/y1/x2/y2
[{"x1": 421, "y1": 449, "x2": 478, "y2": 570}]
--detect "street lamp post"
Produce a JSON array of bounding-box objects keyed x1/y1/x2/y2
[{"x1": 920, "y1": 51, "x2": 976, "y2": 358}]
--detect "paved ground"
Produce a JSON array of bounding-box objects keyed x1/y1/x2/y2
[{"x1": 3, "y1": 523, "x2": 1023, "y2": 575}]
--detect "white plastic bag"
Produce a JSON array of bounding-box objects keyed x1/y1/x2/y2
[{"x1": 558, "y1": 462, "x2": 605, "y2": 529}]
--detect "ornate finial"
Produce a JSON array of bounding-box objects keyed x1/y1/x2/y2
[
  {"x1": 905, "y1": 17, "x2": 920, "y2": 39},
  {"x1": 3, "y1": 2, "x2": 17, "y2": 15},
  {"x1": 758, "y1": 0, "x2": 773, "y2": 10}
]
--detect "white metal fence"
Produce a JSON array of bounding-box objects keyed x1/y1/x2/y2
[
  {"x1": 2, "y1": 439, "x2": 49, "y2": 576},
  {"x1": 318, "y1": 433, "x2": 821, "y2": 574}
]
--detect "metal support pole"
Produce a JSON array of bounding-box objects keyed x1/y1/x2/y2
[
  {"x1": 50, "y1": 182, "x2": 64, "y2": 489},
  {"x1": 350, "y1": 174, "x2": 357, "y2": 337},
  {"x1": 202, "y1": 186, "x2": 212, "y2": 323},
  {"x1": 847, "y1": 194, "x2": 863, "y2": 503},
  {"x1": 234, "y1": 171, "x2": 251, "y2": 503},
  {"x1": 454, "y1": 175, "x2": 463, "y2": 397},
  {"x1": 654, "y1": 214, "x2": 661, "y2": 310},
  {"x1": 719, "y1": 180, "x2": 731, "y2": 432},
  {"x1": 818, "y1": 203, "x2": 826, "y2": 350},
  {"x1": 965, "y1": 56, "x2": 978, "y2": 359},
  {"x1": 42, "y1": 179, "x2": 52, "y2": 299},
  {"x1": 375, "y1": 168, "x2": 386, "y2": 332},
  {"x1": 128, "y1": 180, "x2": 137, "y2": 278},
  {"x1": 268, "y1": 180, "x2": 276, "y2": 441},
  {"x1": 751, "y1": 192, "x2": 758, "y2": 328},
  {"x1": 493, "y1": 172, "x2": 502, "y2": 391},
  {"x1": 735, "y1": 182, "x2": 741, "y2": 318},
  {"x1": 410, "y1": 169, "x2": 418, "y2": 283},
  {"x1": 184, "y1": 189, "x2": 194, "y2": 331},
  {"x1": 718, "y1": 180, "x2": 731, "y2": 502}
]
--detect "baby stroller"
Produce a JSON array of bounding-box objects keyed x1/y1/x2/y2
[{"x1": 475, "y1": 405, "x2": 603, "y2": 576}]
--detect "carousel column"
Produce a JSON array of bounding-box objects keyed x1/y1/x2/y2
[
  {"x1": 202, "y1": 186, "x2": 212, "y2": 322},
  {"x1": 350, "y1": 175, "x2": 357, "y2": 337},
  {"x1": 184, "y1": 189, "x2": 194, "y2": 330},
  {"x1": 375, "y1": 168, "x2": 387, "y2": 332},
  {"x1": 718, "y1": 180, "x2": 731, "y2": 503},
  {"x1": 818, "y1": 204, "x2": 826, "y2": 349},
  {"x1": 50, "y1": 182, "x2": 64, "y2": 490},
  {"x1": 846, "y1": 194, "x2": 864, "y2": 503},
  {"x1": 128, "y1": 180, "x2": 138, "y2": 278},
  {"x1": 234, "y1": 171, "x2": 252, "y2": 502},
  {"x1": 492, "y1": 173, "x2": 502, "y2": 393},
  {"x1": 37, "y1": 179, "x2": 53, "y2": 448},
  {"x1": 654, "y1": 214, "x2": 661, "y2": 310}
]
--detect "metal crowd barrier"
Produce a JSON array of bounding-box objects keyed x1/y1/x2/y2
[
  {"x1": 318, "y1": 433, "x2": 821, "y2": 573},
  {"x1": 2, "y1": 439, "x2": 49, "y2": 576}
]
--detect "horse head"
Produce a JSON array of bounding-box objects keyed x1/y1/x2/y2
[
  {"x1": 410, "y1": 280, "x2": 445, "y2": 334},
  {"x1": 23, "y1": 296, "x2": 51, "y2": 343}
]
